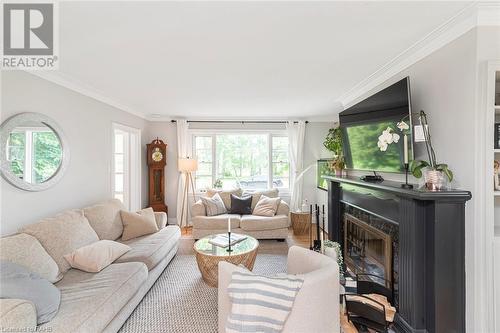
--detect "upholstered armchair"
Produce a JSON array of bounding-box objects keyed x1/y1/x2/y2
[{"x1": 218, "y1": 246, "x2": 340, "y2": 333}]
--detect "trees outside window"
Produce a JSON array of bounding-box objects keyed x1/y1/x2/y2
[
  {"x1": 193, "y1": 133, "x2": 290, "y2": 191},
  {"x1": 7, "y1": 129, "x2": 62, "y2": 184}
]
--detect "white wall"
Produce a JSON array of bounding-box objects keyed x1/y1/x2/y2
[{"x1": 0, "y1": 71, "x2": 149, "y2": 236}]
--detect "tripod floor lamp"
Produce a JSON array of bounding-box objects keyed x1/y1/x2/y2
[{"x1": 178, "y1": 157, "x2": 198, "y2": 229}]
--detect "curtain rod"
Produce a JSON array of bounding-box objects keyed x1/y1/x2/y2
[{"x1": 170, "y1": 120, "x2": 309, "y2": 124}]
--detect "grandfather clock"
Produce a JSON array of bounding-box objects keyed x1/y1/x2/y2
[{"x1": 147, "y1": 138, "x2": 168, "y2": 213}]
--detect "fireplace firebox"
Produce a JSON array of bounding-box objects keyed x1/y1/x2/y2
[{"x1": 344, "y1": 213, "x2": 392, "y2": 285}]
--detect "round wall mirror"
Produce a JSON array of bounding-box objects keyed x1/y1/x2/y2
[{"x1": 0, "y1": 113, "x2": 70, "y2": 191}]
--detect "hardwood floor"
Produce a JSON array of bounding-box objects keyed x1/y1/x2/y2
[{"x1": 182, "y1": 226, "x2": 314, "y2": 248}]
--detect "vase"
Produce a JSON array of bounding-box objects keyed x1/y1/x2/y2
[
  {"x1": 424, "y1": 169, "x2": 447, "y2": 191},
  {"x1": 335, "y1": 168, "x2": 343, "y2": 177}
]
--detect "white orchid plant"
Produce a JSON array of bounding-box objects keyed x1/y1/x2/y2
[
  {"x1": 409, "y1": 111, "x2": 453, "y2": 182},
  {"x1": 377, "y1": 118, "x2": 410, "y2": 152}
]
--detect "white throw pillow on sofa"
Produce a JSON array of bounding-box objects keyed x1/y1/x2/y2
[
  {"x1": 0, "y1": 233, "x2": 62, "y2": 283},
  {"x1": 64, "y1": 240, "x2": 131, "y2": 273},
  {"x1": 201, "y1": 193, "x2": 227, "y2": 216},
  {"x1": 242, "y1": 189, "x2": 279, "y2": 210},
  {"x1": 207, "y1": 188, "x2": 242, "y2": 210},
  {"x1": 20, "y1": 209, "x2": 99, "y2": 274},
  {"x1": 252, "y1": 195, "x2": 281, "y2": 217},
  {"x1": 120, "y1": 207, "x2": 159, "y2": 241}
]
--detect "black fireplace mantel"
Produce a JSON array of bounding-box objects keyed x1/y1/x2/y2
[{"x1": 325, "y1": 175, "x2": 472, "y2": 333}]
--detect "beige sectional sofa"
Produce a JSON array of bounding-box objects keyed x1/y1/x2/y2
[
  {"x1": 191, "y1": 189, "x2": 290, "y2": 240},
  {"x1": 0, "y1": 199, "x2": 181, "y2": 333}
]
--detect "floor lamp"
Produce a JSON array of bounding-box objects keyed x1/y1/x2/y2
[{"x1": 178, "y1": 157, "x2": 198, "y2": 230}]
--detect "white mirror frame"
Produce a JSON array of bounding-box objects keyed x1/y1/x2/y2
[{"x1": 0, "y1": 112, "x2": 70, "y2": 191}]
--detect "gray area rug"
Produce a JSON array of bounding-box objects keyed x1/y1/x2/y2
[{"x1": 119, "y1": 254, "x2": 287, "y2": 333}]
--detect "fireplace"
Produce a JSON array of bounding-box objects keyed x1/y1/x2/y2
[{"x1": 326, "y1": 176, "x2": 471, "y2": 333}]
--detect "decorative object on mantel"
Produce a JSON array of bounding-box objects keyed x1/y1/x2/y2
[
  {"x1": 495, "y1": 161, "x2": 500, "y2": 191},
  {"x1": 410, "y1": 110, "x2": 454, "y2": 191},
  {"x1": 147, "y1": 138, "x2": 168, "y2": 213},
  {"x1": 323, "y1": 124, "x2": 345, "y2": 176},
  {"x1": 178, "y1": 157, "x2": 198, "y2": 229}
]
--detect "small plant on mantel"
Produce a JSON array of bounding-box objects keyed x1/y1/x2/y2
[
  {"x1": 409, "y1": 110, "x2": 454, "y2": 191},
  {"x1": 323, "y1": 125, "x2": 345, "y2": 175}
]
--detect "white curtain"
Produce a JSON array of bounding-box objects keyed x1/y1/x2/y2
[
  {"x1": 175, "y1": 120, "x2": 190, "y2": 227},
  {"x1": 287, "y1": 120, "x2": 306, "y2": 212}
]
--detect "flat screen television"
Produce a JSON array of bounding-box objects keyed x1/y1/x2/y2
[{"x1": 340, "y1": 77, "x2": 413, "y2": 173}]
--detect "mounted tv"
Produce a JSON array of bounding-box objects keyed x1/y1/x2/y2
[{"x1": 340, "y1": 77, "x2": 413, "y2": 173}]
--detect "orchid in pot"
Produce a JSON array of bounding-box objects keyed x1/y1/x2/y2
[
  {"x1": 323, "y1": 125, "x2": 345, "y2": 176},
  {"x1": 409, "y1": 111, "x2": 453, "y2": 191}
]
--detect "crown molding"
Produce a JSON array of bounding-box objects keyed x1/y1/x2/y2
[
  {"x1": 339, "y1": 2, "x2": 500, "y2": 109},
  {"x1": 26, "y1": 71, "x2": 147, "y2": 120},
  {"x1": 147, "y1": 114, "x2": 174, "y2": 122}
]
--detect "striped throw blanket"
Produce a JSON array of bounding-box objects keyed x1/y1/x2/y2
[{"x1": 226, "y1": 270, "x2": 304, "y2": 333}]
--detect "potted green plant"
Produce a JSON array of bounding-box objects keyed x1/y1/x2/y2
[
  {"x1": 409, "y1": 111, "x2": 453, "y2": 191},
  {"x1": 323, "y1": 240, "x2": 344, "y2": 279},
  {"x1": 323, "y1": 126, "x2": 345, "y2": 176},
  {"x1": 213, "y1": 179, "x2": 223, "y2": 189}
]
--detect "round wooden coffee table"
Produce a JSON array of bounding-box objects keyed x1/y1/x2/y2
[{"x1": 193, "y1": 234, "x2": 259, "y2": 287}]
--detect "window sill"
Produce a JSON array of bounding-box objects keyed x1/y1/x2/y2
[{"x1": 194, "y1": 189, "x2": 291, "y2": 196}]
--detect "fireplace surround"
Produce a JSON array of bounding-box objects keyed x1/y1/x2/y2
[{"x1": 326, "y1": 175, "x2": 471, "y2": 333}]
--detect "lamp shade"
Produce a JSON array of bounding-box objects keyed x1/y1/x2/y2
[{"x1": 178, "y1": 158, "x2": 198, "y2": 172}]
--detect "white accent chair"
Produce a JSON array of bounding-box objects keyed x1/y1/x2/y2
[{"x1": 218, "y1": 246, "x2": 341, "y2": 333}]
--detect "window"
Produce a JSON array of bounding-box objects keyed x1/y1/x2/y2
[
  {"x1": 272, "y1": 136, "x2": 290, "y2": 189},
  {"x1": 194, "y1": 136, "x2": 213, "y2": 190},
  {"x1": 192, "y1": 132, "x2": 290, "y2": 191},
  {"x1": 112, "y1": 124, "x2": 141, "y2": 211},
  {"x1": 7, "y1": 127, "x2": 62, "y2": 184}
]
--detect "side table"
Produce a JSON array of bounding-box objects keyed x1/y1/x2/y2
[{"x1": 290, "y1": 211, "x2": 310, "y2": 235}]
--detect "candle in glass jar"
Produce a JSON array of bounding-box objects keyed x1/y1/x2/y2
[
  {"x1": 228, "y1": 217, "x2": 231, "y2": 233},
  {"x1": 403, "y1": 134, "x2": 409, "y2": 164}
]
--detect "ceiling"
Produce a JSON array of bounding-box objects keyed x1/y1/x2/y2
[{"x1": 52, "y1": 1, "x2": 472, "y2": 120}]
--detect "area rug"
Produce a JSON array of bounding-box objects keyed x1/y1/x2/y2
[{"x1": 118, "y1": 254, "x2": 287, "y2": 333}]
